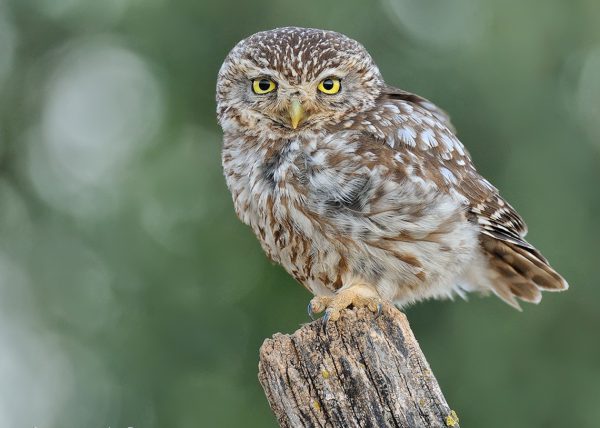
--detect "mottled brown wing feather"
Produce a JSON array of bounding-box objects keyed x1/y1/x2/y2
[
  {"x1": 460, "y1": 174, "x2": 530, "y2": 245},
  {"x1": 381, "y1": 87, "x2": 531, "y2": 246},
  {"x1": 370, "y1": 87, "x2": 568, "y2": 304}
]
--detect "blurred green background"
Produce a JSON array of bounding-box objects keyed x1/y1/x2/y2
[{"x1": 0, "y1": 0, "x2": 598, "y2": 426}]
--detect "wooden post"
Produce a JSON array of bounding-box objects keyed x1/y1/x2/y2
[{"x1": 258, "y1": 304, "x2": 460, "y2": 428}]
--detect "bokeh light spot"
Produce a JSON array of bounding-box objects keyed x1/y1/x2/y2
[{"x1": 28, "y1": 39, "x2": 165, "y2": 219}]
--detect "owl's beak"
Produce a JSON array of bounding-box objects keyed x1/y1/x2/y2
[{"x1": 289, "y1": 99, "x2": 305, "y2": 129}]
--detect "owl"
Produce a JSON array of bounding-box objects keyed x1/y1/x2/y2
[{"x1": 216, "y1": 27, "x2": 568, "y2": 322}]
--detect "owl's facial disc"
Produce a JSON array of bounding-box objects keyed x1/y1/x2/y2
[{"x1": 217, "y1": 27, "x2": 385, "y2": 134}]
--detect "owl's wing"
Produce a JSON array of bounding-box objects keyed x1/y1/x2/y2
[
  {"x1": 361, "y1": 89, "x2": 568, "y2": 306},
  {"x1": 379, "y1": 88, "x2": 524, "y2": 235},
  {"x1": 379, "y1": 87, "x2": 529, "y2": 244}
]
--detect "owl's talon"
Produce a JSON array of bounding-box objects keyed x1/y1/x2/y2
[
  {"x1": 307, "y1": 302, "x2": 315, "y2": 320},
  {"x1": 375, "y1": 303, "x2": 383, "y2": 319}
]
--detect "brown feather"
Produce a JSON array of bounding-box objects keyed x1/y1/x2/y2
[{"x1": 482, "y1": 236, "x2": 568, "y2": 307}]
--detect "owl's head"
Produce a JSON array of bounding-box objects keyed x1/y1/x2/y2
[{"x1": 216, "y1": 27, "x2": 384, "y2": 137}]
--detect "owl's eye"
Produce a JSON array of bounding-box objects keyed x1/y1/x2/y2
[
  {"x1": 252, "y1": 78, "x2": 277, "y2": 94},
  {"x1": 318, "y1": 78, "x2": 341, "y2": 94}
]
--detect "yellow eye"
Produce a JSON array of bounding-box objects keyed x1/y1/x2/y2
[
  {"x1": 252, "y1": 78, "x2": 277, "y2": 94},
  {"x1": 318, "y1": 78, "x2": 341, "y2": 94}
]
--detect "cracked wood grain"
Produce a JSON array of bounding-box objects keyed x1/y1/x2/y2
[{"x1": 258, "y1": 304, "x2": 459, "y2": 428}]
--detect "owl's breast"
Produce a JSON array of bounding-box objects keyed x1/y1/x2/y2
[
  {"x1": 222, "y1": 135, "x2": 308, "y2": 229},
  {"x1": 222, "y1": 134, "x2": 353, "y2": 293},
  {"x1": 223, "y1": 132, "x2": 481, "y2": 302}
]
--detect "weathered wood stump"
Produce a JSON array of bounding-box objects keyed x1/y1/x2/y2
[{"x1": 258, "y1": 304, "x2": 459, "y2": 428}]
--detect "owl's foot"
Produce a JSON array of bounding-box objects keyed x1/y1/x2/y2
[{"x1": 308, "y1": 283, "x2": 382, "y2": 324}]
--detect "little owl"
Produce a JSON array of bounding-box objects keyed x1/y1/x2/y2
[{"x1": 216, "y1": 27, "x2": 567, "y2": 321}]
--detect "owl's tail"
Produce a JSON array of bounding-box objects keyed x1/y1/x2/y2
[{"x1": 482, "y1": 237, "x2": 569, "y2": 310}]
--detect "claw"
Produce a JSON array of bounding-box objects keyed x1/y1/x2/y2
[
  {"x1": 322, "y1": 310, "x2": 331, "y2": 331},
  {"x1": 375, "y1": 303, "x2": 383, "y2": 319},
  {"x1": 307, "y1": 302, "x2": 316, "y2": 321}
]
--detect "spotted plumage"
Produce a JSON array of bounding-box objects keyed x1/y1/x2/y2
[{"x1": 216, "y1": 27, "x2": 567, "y2": 318}]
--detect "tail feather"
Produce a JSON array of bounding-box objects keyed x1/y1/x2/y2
[{"x1": 482, "y1": 236, "x2": 568, "y2": 308}]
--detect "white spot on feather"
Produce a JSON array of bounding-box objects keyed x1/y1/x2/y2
[
  {"x1": 490, "y1": 209, "x2": 504, "y2": 221},
  {"x1": 419, "y1": 129, "x2": 438, "y2": 149},
  {"x1": 397, "y1": 126, "x2": 416, "y2": 147},
  {"x1": 439, "y1": 167, "x2": 458, "y2": 184},
  {"x1": 440, "y1": 134, "x2": 456, "y2": 151},
  {"x1": 384, "y1": 104, "x2": 400, "y2": 114}
]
